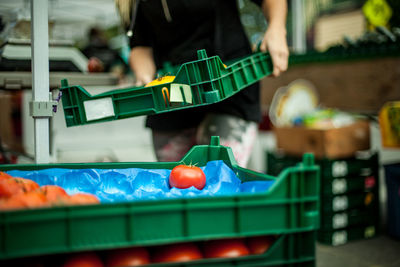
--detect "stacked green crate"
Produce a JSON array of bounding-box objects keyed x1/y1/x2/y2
[
  {"x1": 0, "y1": 138, "x2": 320, "y2": 266},
  {"x1": 317, "y1": 153, "x2": 380, "y2": 246},
  {"x1": 267, "y1": 151, "x2": 380, "y2": 246}
]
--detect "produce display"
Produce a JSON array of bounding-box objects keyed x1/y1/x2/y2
[
  {"x1": 0, "y1": 138, "x2": 319, "y2": 267},
  {"x1": 2, "y1": 161, "x2": 274, "y2": 208},
  {"x1": 4, "y1": 235, "x2": 277, "y2": 266},
  {"x1": 0, "y1": 163, "x2": 279, "y2": 266},
  {"x1": 0, "y1": 171, "x2": 99, "y2": 211}
]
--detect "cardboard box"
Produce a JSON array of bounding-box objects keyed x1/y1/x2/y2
[{"x1": 274, "y1": 120, "x2": 370, "y2": 159}]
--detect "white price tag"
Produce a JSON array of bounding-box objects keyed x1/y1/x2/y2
[
  {"x1": 332, "y1": 179, "x2": 347, "y2": 194},
  {"x1": 333, "y1": 196, "x2": 348, "y2": 212},
  {"x1": 84, "y1": 97, "x2": 115, "y2": 121},
  {"x1": 170, "y1": 84, "x2": 192, "y2": 104},
  {"x1": 332, "y1": 161, "x2": 348, "y2": 177},
  {"x1": 332, "y1": 230, "x2": 347, "y2": 246},
  {"x1": 333, "y1": 213, "x2": 348, "y2": 229}
]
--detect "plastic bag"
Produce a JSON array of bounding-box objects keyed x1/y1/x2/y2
[{"x1": 7, "y1": 160, "x2": 274, "y2": 202}]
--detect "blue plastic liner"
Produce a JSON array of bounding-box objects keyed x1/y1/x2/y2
[{"x1": 6, "y1": 160, "x2": 274, "y2": 203}]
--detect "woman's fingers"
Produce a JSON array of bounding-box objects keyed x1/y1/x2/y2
[{"x1": 260, "y1": 29, "x2": 289, "y2": 77}]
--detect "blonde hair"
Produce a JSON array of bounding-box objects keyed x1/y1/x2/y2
[{"x1": 115, "y1": 0, "x2": 135, "y2": 26}]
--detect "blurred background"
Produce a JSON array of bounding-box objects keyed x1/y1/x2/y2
[{"x1": 0, "y1": 0, "x2": 400, "y2": 266}]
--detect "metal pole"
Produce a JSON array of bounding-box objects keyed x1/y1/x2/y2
[
  {"x1": 31, "y1": 0, "x2": 50, "y2": 163},
  {"x1": 292, "y1": 0, "x2": 306, "y2": 53}
]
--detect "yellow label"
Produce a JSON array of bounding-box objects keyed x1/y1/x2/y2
[
  {"x1": 364, "y1": 226, "x2": 376, "y2": 238},
  {"x1": 145, "y1": 76, "x2": 176, "y2": 87},
  {"x1": 363, "y1": 0, "x2": 393, "y2": 27},
  {"x1": 379, "y1": 101, "x2": 400, "y2": 148},
  {"x1": 364, "y1": 192, "x2": 374, "y2": 206}
]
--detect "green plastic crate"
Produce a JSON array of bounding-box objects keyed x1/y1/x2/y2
[
  {"x1": 266, "y1": 152, "x2": 379, "y2": 179},
  {"x1": 266, "y1": 152, "x2": 379, "y2": 199},
  {"x1": 149, "y1": 231, "x2": 317, "y2": 267},
  {"x1": 317, "y1": 224, "x2": 379, "y2": 246},
  {"x1": 0, "y1": 137, "x2": 319, "y2": 260},
  {"x1": 266, "y1": 152, "x2": 301, "y2": 177},
  {"x1": 60, "y1": 49, "x2": 273, "y2": 127},
  {"x1": 321, "y1": 189, "x2": 379, "y2": 213},
  {"x1": 321, "y1": 175, "x2": 378, "y2": 196},
  {"x1": 317, "y1": 154, "x2": 379, "y2": 179},
  {"x1": 266, "y1": 151, "x2": 380, "y2": 246},
  {"x1": 320, "y1": 206, "x2": 380, "y2": 231},
  {"x1": 1, "y1": 231, "x2": 316, "y2": 267}
]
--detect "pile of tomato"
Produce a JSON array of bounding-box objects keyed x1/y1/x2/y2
[
  {"x1": 0, "y1": 171, "x2": 100, "y2": 210},
  {"x1": 2, "y1": 161, "x2": 275, "y2": 206},
  {"x1": 5, "y1": 235, "x2": 276, "y2": 266},
  {"x1": 1, "y1": 165, "x2": 279, "y2": 266}
]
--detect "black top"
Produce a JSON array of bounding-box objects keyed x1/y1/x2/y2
[{"x1": 130, "y1": 0, "x2": 262, "y2": 130}]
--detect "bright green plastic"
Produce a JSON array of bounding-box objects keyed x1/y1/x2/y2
[
  {"x1": 60, "y1": 50, "x2": 273, "y2": 127},
  {"x1": 59, "y1": 40, "x2": 400, "y2": 128},
  {"x1": 0, "y1": 137, "x2": 319, "y2": 260},
  {"x1": 2, "y1": 231, "x2": 316, "y2": 267}
]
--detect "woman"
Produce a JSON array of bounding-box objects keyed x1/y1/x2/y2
[{"x1": 116, "y1": 0, "x2": 289, "y2": 167}]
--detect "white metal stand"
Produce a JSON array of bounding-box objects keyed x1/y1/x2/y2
[
  {"x1": 30, "y1": 0, "x2": 50, "y2": 163},
  {"x1": 292, "y1": 0, "x2": 306, "y2": 53}
]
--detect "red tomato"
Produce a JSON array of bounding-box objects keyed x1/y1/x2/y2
[
  {"x1": 152, "y1": 243, "x2": 203, "y2": 263},
  {"x1": 68, "y1": 193, "x2": 100, "y2": 205},
  {"x1": 0, "y1": 197, "x2": 18, "y2": 210},
  {"x1": 106, "y1": 247, "x2": 150, "y2": 267},
  {"x1": 41, "y1": 185, "x2": 69, "y2": 204},
  {"x1": 246, "y1": 236, "x2": 275, "y2": 255},
  {"x1": 0, "y1": 171, "x2": 12, "y2": 180},
  {"x1": 0, "y1": 178, "x2": 24, "y2": 198},
  {"x1": 0, "y1": 191, "x2": 48, "y2": 211},
  {"x1": 203, "y1": 239, "x2": 249, "y2": 259},
  {"x1": 0, "y1": 177, "x2": 39, "y2": 198},
  {"x1": 169, "y1": 165, "x2": 206, "y2": 190},
  {"x1": 15, "y1": 177, "x2": 40, "y2": 192},
  {"x1": 63, "y1": 252, "x2": 104, "y2": 267}
]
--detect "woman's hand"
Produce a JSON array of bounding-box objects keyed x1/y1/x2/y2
[
  {"x1": 260, "y1": 26, "x2": 289, "y2": 77},
  {"x1": 134, "y1": 71, "x2": 154, "y2": 86},
  {"x1": 259, "y1": 0, "x2": 289, "y2": 77},
  {"x1": 129, "y1": 46, "x2": 156, "y2": 86}
]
